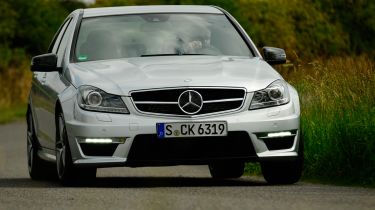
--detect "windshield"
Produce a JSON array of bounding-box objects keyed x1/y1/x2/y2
[{"x1": 75, "y1": 13, "x2": 252, "y2": 62}]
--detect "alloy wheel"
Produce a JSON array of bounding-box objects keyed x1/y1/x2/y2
[
  {"x1": 56, "y1": 116, "x2": 67, "y2": 179},
  {"x1": 27, "y1": 115, "x2": 34, "y2": 173}
]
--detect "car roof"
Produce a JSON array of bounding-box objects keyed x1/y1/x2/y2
[{"x1": 82, "y1": 5, "x2": 223, "y2": 18}]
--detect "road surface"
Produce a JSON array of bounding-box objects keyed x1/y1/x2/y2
[{"x1": 0, "y1": 121, "x2": 374, "y2": 210}]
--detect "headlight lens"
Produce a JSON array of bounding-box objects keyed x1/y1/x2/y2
[
  {"x1": 87, "y1": 91, "x2": 102, "y2": 106},
  {"x1": 249, "y1": 80, "x2": 290, "y2": 110},
  {"x1": 77, "y1": 86, "x2": 129, "y2": 114}
]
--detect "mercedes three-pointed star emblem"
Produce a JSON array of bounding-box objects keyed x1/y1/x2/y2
[{"x1": 178, "y1": 90, "x2": 203, "y2": 114}]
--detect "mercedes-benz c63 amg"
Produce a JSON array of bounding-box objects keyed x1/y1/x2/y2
[{"x1": 27, "y1": 5, "x2": 303, "y2": 184}]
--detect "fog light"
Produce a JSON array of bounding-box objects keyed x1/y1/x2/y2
[
  {"x1": 267, "y1": 131, "x2": 292, "y2": 138},
  {"x1": 77, "y1": 137, "x2": 126, "y2": 144}
]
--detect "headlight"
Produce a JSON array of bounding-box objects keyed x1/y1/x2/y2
[
  {"x1": 249, "y1": 80, "x2": 290, "y2": 110},
  {"x1": 77, "y1": 86, "x2": 129, "y2": 114}
]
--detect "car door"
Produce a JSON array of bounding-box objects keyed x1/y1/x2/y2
[{"x1": 31, "y1": 17, "x2": 74, "y2": 149}]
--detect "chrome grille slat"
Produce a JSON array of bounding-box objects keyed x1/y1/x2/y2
[
  {"x1": 203, "y1": 98, "x2": 244, "y2": 103},
  {"x1": 134, "y1": 101, "x2": 179, "y2": 104}
]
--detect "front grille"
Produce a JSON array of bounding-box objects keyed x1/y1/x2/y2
[
  {"x1": 126, "y1": 131, "x2": 257, "y2": 165},
  {"x1": 131, "y1": 87, "x2": 246, "y2": 116}
]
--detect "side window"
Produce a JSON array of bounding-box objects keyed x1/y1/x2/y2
[
  {"x1": 51, "y1": 19, "x2": 71, "y2": 54},
  {"x1": 56, "y1": 19, "x2": 75, "y2": 67}
]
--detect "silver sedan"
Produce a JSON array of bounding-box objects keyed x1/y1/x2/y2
[{"x1": 27, "y1": 5, "x2": 302, "y2": 185}]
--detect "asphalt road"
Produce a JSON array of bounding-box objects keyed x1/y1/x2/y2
[{"x1": 0, "y1": 121, "x2": 374, "y2": 210}]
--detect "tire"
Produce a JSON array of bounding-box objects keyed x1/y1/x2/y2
[
  {"x1": 27, "y1": 108, "x2": 56, "y2": 180},
  {"x1": 260, "y1": 132, "x2": 304, "y2": 185},
  {"x1": 209, "y1": 161, "x2": 244, "y2": 179},
  {"x1": 56, "y1": 112, "x2": 96, "y2": 185}
]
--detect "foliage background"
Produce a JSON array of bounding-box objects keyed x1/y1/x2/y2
[{"x1": 0, "y1": 0, "x2": 374, "y2": 185}]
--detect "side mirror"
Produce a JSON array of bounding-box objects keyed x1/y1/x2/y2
[
  {"x1": 262, "y1": 47, "x2": 286, "y2": 65},
  {"x1": 31, "y1": 53, "x2": 58, "y2": 72}
]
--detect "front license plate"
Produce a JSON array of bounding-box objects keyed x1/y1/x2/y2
[{"x1": 156, "y1": 122, "x2": 228, "y2": 138}]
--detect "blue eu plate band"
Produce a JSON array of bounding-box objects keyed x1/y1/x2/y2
[{"x1": 156, "y1": 123, "x2": 165, "y2": 138}]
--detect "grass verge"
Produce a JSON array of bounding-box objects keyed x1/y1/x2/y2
[
  {"x1": 0, "y1": 57, "x2": 30, "y2": 124},
  {"x1": 0, "y1": 104, "x2": 27, "y2": 124}
]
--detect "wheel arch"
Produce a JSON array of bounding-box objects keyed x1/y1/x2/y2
[
  {"x1": 55, "y1": 100, "x2": 63, "y2": 123},
  {"x1": 54, "y1": 99, "x2": 65, "y2": 144},
  {"x1": 26, "y1": 103, "x2": 41, "y2": 146},
  {"x1": 27, "y1": 97, "x2": 36, "y2": 133}
]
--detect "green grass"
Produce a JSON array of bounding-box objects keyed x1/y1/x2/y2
[
  {"x1": 0, "y1": 104, "x2": 27, "y2": 124},
  {"x1": 244, "y1": 163, "x2": 261, "y2": 176},
  {"x1": 294, "y1": 56, "x2": 375, "y2": 186},
  {"x1": 245, "y1": 56, "x2": 375, "y2": 186}
]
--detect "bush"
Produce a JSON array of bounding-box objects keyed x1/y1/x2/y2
[{"x1": 236, "y1": 0, "x2": 349, "y2": 61}]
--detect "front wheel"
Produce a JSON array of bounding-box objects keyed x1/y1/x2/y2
[
  {"x1": 209, "y1": 162, "x2": 244, "y2": 179},
  {"x1": 261, "y1": 133, "x2": 304, "y2": 184},
  {"x1": 260, "y1": 159, "x2": 303, "y2": 184},
  {"x1": 56, "y1": 112, "x2": 96, "y2": 185}
]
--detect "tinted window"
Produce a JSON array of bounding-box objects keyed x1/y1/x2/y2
[{"x1": 75, "y1": 14, "x2": 252, "y2": 62}]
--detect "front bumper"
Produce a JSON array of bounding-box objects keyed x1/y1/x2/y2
[{"x1": 64, "y1": 94, "x2": 300, "y2": 168}]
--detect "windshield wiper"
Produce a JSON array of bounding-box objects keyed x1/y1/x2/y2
[{"x1": 140, "y1": 53, "x2": 211, "y2": 57}]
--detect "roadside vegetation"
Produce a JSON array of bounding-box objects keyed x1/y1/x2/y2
[
  {"x1": 0, "y1": 0, "x2": 374, "y2": 186},
  {"x1": 285, "y1": 56, "x2": 375, "y2": 186}
]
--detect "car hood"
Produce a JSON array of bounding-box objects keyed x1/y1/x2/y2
[{"x1": 69, "y1": 56, "x2": 282, "y2": 96}]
